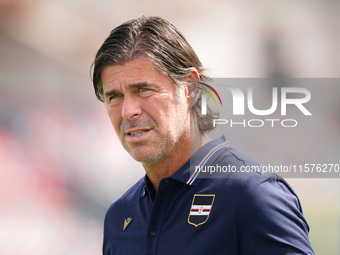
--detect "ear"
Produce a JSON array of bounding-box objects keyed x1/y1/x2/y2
[{"x1": 182, "y1": 69, "x2": 201, "y2": 108}]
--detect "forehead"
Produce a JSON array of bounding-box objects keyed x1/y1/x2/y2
[{"x1": 101, "y1": 58, "x2": 172, "y2": 92}]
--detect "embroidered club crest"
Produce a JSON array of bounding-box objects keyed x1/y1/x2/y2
[{"x1": 188, "y1": 194, "x2": 215, "y2": 227}]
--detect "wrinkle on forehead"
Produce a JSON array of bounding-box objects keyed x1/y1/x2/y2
[{"x1": 101, "y1": 58, "x2": 172, "y2": 94}]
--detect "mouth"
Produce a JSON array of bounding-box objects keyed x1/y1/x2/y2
[
  {"x1": 128, "y1": 130, "x2": 150, "y2": 136},
  {"x1": 125, "y1": 128, "x2": 152, "y2": 140}
]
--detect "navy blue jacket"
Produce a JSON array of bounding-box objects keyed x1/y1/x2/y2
[{"x1": 103, "y1": 136, "x2": 314, "y2": 254}]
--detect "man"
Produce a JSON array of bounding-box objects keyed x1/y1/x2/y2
[{"x1": 92, "y1": 15, "x2": 314, "y2": 255}]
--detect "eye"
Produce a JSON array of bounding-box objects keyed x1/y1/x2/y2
[
  {"x1": 140, "y1": 88, "x2": 150, "y2": 92},
  {"x1": 110, "y1": 94, "x2": 121, "y2": 99},
  {"x1": 106, "y1": 93, "x2": 123, "y2": 105},
  {"x1": 138, "y1": 87, "x2": 153, "y2": 97}
]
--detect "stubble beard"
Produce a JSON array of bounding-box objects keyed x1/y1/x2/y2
[
  {"x1": 140, "y1": 104, "x2": 189, "y2": 167},
  {"x1": 121, "y1": 106, "x2": 189, "y2": 167}
]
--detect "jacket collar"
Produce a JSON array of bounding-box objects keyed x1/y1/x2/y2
[{"x1": 141, "y1": 135, "x2": 230, "y2": 198}]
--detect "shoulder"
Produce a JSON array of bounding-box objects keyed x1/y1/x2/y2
[
  {"x1": 232, "y1": 175, "x2": 314, "y2": 254},
  {"x1": 211, "y1": 146, "x2": 305, "y2": 214},
  {"x1": 199, "y1": 144, "x2": 265, "y2": 180},
  {"x1": 215, "y1": 147, "x2": 304, "y2": 212},
  {"x1": 218, "y1": 146, "x2": 262, "y2": 169},
  {"x1": 201, "y1": 147, "x2": 314, "y2": 254},
  {"x1": 213, "y1": 153, "x2": 314, "y2": 255},
  {"x1": 236, "y1": 174, "x2": 304, "y2": 216}
]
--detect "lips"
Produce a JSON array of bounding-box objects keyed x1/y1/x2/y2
[
  {"x1": 124, "y1": 128, "x2": 153, "y2": 143},
  {"x1": 122, "y1": 120, "x2": 155, "y2": 141},
  {"x1": 125, "y1": 128, "x2": 151, "y2": 137},
  {"x1": 129, "y1": 130, "x2": 149, "y2": 136}
]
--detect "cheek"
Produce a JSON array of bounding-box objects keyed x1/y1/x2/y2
[
  {"x1": 153, "y1": 102, "x2": 184, "y2": 132},
  {"x1": 147, "y1": 99, "x2": 172, "y2": 122},
  {"x1": 107, "y1": 109, "x2": 122, "y2": 133}
]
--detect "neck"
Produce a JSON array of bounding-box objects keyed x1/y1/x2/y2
[
  {"x1": 143, "y1": 147, "x2": 187, "y2": 192},
  {"x1": 143, "y1": 118, "x2": 210, "y2": 192}
]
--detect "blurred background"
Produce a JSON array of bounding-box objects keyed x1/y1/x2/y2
[{"x1": 0, "y1": 0, "x2": 339, "y2": 254}]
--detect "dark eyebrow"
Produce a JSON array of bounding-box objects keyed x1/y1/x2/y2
[
  {"x1": 128, "y1": 82, "x2": 155, "y2": 89},
  {"x1": 104, "y1": 89, "x2": 120, "y2": 99},
  {"x1": 104, "y1": 82, "x2": 156, "y2": 99}
]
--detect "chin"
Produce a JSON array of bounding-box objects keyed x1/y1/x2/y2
[{"x1": 129, "y1": 147, "x2": 164, "y2": 165}]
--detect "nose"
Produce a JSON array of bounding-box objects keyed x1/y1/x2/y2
[{"x1": 121, "y1": 95, "x2": 142, "y2": 120}]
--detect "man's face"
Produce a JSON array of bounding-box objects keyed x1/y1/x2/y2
[{"x1": 101, "y1": 57, "x2": 191, "y2": 165}]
